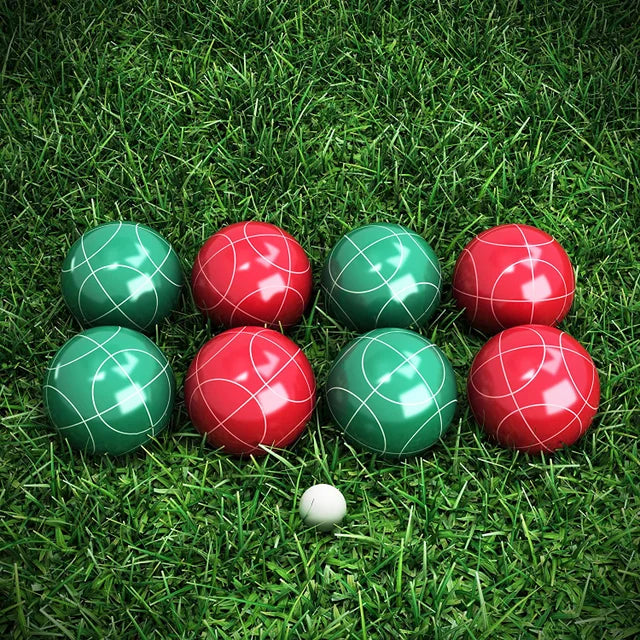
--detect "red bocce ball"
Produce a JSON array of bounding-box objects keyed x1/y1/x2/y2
[
  {"x1": 192, "y1": 221, "x2": 312, "y2": 328},
  {"x1": 453, "y1": 224, "x2": 575, "y2": 334},
  {"x1": 467, "y1": 325, "x2": 600, "y2": 454},
  {"x1": 184, "y1": 327, "x2": 316, "y2": 456}
]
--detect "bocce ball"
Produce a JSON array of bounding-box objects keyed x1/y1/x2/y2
[
  {"x1": 467, "y1": 324, "x2": 600, "y2": 454},
  {"x1": 191, "y1": 221, "x2": 312, "y2": 328},
  {"x1": 326, "y1": 328, "x2": 457, "y2": 457},
  {"x1": 452, "y1": 223, "x2": 574, "y2": 334},
  {"x1": 43, "y1": 326, "x2": 176, "y2": 455},
  {"x1": 184, "y1": 326, "x2": 316, "y2": 456},
  {"x1": 299, "y1": 484, "x2": 347, "y2": 531},
  {"x1": 321, "y1": 223, "x2": 442, "y2": 331},
  {"x1": 62, "y1": 221, "x2": 183, "y2": 331}
]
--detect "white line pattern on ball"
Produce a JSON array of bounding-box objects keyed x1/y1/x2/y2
[
  {"x1": 455, "y1": 226, "x2": 574, "y2": 329},
  {"x1": 476, "y1": 226, "x2": 555, "y2": 248},
  {"x1": 62, "y1": 222, "x2": 122, "y2": 273},
  {"x1": 325, "y1": 226, "x2": 440, "y2": 327},
  {"x1": 46, "y1": 348, "x2": 171, "y2": 432},
  {"x1": 187, "y1": 328, "x2": 314, "y2": 451},
  {"x1": 67, "y1": 222, "x2": 180, "y2": 329},
  {"x1": 135, "y1": 225, "x2": 182, "y2": 286},
  {"x1": 45, "y1": 327, "x2": 173, "y2": 453},
  {"x1": 193, "y1": 224, "x2": 310, "y2": 324},
  {"x1": 470, "y1": 326, "x2": 597, "y2": 451},
  {"x1": 328, "y1": 230, "x2": 404, "y2": 297},
  {"x1": 326, "y1": 330, "x2": 454, "y2": 455},
  {"x1": 494, "y1": 330, "x2": 547, "y2": 450},
  {"x1": 77, "y1": 264, "x2": 158, "y2": 329}
]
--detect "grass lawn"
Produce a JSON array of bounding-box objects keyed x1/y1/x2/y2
[{"x1": 1, "y1": 0, "x2": 639, "y2": 637}]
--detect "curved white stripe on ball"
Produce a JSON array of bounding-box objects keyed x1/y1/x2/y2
[
  {"x1": 514, "y1": 224, "x2": 537, "y2": 324},
  {"x1": 399, "y1": 228, "x2": 442, "y2": 285},
  {"x1": 469, "y1": 327, "x2": 596, "y2": 400},
  {"x1": 451, "y1": 289, "x2": 575, "y2": 303},
  {"x1": 194, "y1": 231, "x2": 307, "y2": 324},
  {"x1": 374, "y1": 280, "x2": 440, "y2": 326},
  {"x1": 488, "y1": 257, "x2": 572, "y2": 302},
  {"x1": 484, "y1": 325, "x2": 597, "y2": 450},
  {"x1": 332, "y1": 337, "x2": 441, "y2": 448},
  {"x1": 494, "y1": 330, "x2": 546, "y2": 450},
  {"x1": 455, "y1": 246, "x2": 481, "y2": 324},
  {"x1": 61, "y1": 221, "x2": 122, "y2": 273},
  {"x1": 248, "y1": 330, "x2": 314, "y2": 398},
  {"x1": 321, "y1": 284, "x2": 360, "y2": 327},
  {"x1": 388, "y1": 226, "x2": 441, "y2": 288},
  {"x1": 470, "y1": 340, "x2": 594, "y2": 378},
  {"x1": 81, "y1": 234, "x2": 179, "y2": 327},
  {"x1": 189, "y1": 338, "x2": 265, "y2": 451},
  {"x1": 195, "y1": 231, "x2": 309, "y2": 276},
  {"x1": 470, "y1": 328, "x2": 547, "y2": 398},
  {"x1": 228, "y1": 285, "x2": 305, "y2": 325},
  {"x1": 189, "y1": 331, "x2": 314, "y2": 450},
  {"x1": 355, "y1": 333, "x2": 450, "y2": 449},
  {"x1": 242, "y1": 223, "x2": 311, "y2": 275},
  {"x1": 327, "y1": 331, "x2": 368, "y2": 371},
  {"x1": 57, "y1": 352, "x2": 171, "y2": 431},
  {"x1": 342, "y1": 234, "x2": 418, "y2": 324},
  {"x1": 134, "y1": 224, "x2": 182, "y2": 287},
  {"x1": 326, "y1": 385, "x2": 388, "y2": 454},
  {"x1": 476, "y1": 227, "x2": 555, "y2": 248},
  {"x1": 455, "y1": 226, "x2": 573, "y2": 330},
  {"x1": 187, "y1": 327, "x2": 249, "y2": 383},
  {"x1": 354, "y1": 331, "x2": 445, "y2": 399},
  {"x1": 194, "y1": 233, "x2": 237, "y2": 313},
  {"x1": 247, "y1": 331, "x2": 312, "y2": 403},
  {"x1": 77, "y1": 264, "x2": 159, "y2": 328},
  {"x1": 192, "y1": 228, "x2": 310, "y2": 320},
  {"x1": 43, "y1": 385, "x2": 97, "y2": 452},
  {"x1": 46, "y1": 326, "x2": 172, "y2": 444},
  {"x1": 270, "y1": 224, "x2": 295, "y2": 324},
  {"x1": 327, "y1": 229, "x2": 403, "y2": 297},
  {"x1": 82, "y1": 335, "x2": 154, "y2": 430},
  {"x1": 48, "y1": 326, "x2": 122, "y2": 370},
  {"x1": 331, "y1": 232, "x2": 404, "y2": 295},
  {"x1": 470, "y1": 341, "x2": 599, "y2": 399},
  {"x1": 68, "y1": 223, "x2": 182, "y2": 329},
  {"x1": 399, "y1": 397, "x2": 457, "y2": 456},
  {"x1": 358, "y1": 339, "x2": 439, "y2": 406},
  {"x1": 558, "y1": 332, "x2": 598, "y2": 410},
  {"x1": 78, "y1": 235, "x2": 143, "y2": 329},
  {"x1": 495, "y1": 403, "x2": 585, "y2": 451},
  {"x1": 191, "y1": 377, "x2": 269, "y2": 448}
]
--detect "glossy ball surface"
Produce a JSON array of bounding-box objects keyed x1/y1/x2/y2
[
  {"x1": 192, "y1": 222, "x2": 312, "y2": 328},
  {"x1": 326, "y1": 328, "x2": 457, "y2": 457},
  {"x1": 321, "y1": 223, "x2": 442, "y2": 331},
  {"x1": 299, "y1": 484, "x2": 347, "y2": 531},
  {"x1": 452, "y1": 224, "x2": 575, "y2": 334},
  {"x1": 43, "y1": 326, "x2": 176, "y2": 455},
  {"x1": 467, "y1": 324, "x2": 599, "y2": 454},
  {"x1": 184, "y1": 327, "x2": 316, "y2": 456},
  {"x1": 62, "y1": 221, "x2": 183, "y2": 331}
]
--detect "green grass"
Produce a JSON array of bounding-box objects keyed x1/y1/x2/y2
[{"x1": 1, "y1": 0, "x2": 639, "y2": 637}]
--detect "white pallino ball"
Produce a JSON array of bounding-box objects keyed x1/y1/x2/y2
[{"x1": 299, "y1": 484, "x2": 347, "y2": 531}]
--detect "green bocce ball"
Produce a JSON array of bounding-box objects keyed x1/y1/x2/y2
[
  {"x1": 321, "y1": 223, "x2": 442, "y2": 331},
  {"x1": 43, "y1": 326, "x2": 176, "y2": 455},
  {"x1": 326, "y1": 328, "x2": 457, "y2": 458},
  {"x1": 61, "y1": 221, "x2": 183, "y2": 331}
]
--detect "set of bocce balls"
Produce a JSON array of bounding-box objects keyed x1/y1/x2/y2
[{"x1": 44, "y1": 220, "x2": 599, "y2": 527}]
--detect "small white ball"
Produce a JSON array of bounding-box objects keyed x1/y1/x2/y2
[{"x1": 299, "y1": 484, "x2": 347, "y2": 531}]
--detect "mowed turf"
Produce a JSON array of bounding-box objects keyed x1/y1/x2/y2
[{"x1": 1, "y1": 1, "x2": 639, "y2": 638}]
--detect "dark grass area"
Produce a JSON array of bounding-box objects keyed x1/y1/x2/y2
[{"x1": 1, "y1": 1, "x2": 639, "y2": 637}]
